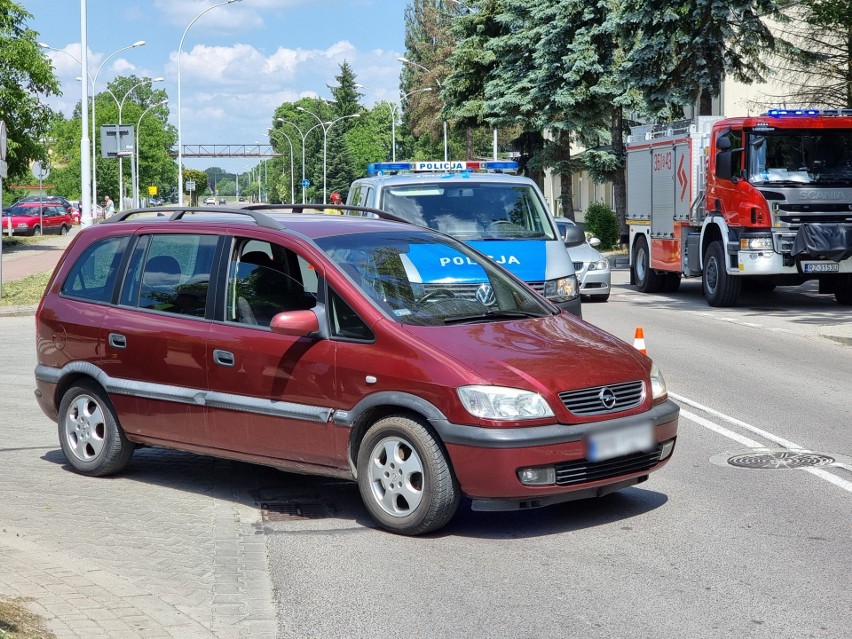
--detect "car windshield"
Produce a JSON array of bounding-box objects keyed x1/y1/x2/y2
[
  {"x1": 378, "y1": 182, "x2": 556, "y2": 241},
  {"x1": 747, "y1": 129, "x2": 852, "y2": 186},
  {"x1": 315, "y1": 230, "x2": 555, "y2": 326}
]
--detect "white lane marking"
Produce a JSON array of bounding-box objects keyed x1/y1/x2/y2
[
  {"x1": 671, "y1": 392, "x2": 804, "y2": 449},
  {"x1": 680, "y1": 409, "x2": 763, "y2": 448},
  {"x1": 673, "y1": 393, "x2": 852, "y2": 495}
]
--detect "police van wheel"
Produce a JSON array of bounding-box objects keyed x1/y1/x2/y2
[
  {"x1": 703, "y1": 241, "x2": 741, "y2": 307},
  {"x1": 633, "y1": 236, "x2": 663, "y2": 293}
]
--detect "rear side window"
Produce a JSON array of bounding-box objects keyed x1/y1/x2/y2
[
  {"x1": 122, "y1": 234, "x2": 217, "y2": 317},
  {"x1": 61, "y1": 236, "x2": 127, "y2": 303}
]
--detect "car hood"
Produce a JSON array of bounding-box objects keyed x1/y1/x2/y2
[
  {"x1": 403, "y1": 313, "x2": 648, "y2": 396},
  {"x1": 565, "y1": 242, "x2": 603, "y2": 263}
]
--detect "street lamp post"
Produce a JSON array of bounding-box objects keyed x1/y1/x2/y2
[
  {"x1": 277, "y1": 118, "x2": 309, "y2": 203},
  {"x1": 135, "y1": 99, "x2": 168, "y2": 208},
  {"x1": 177, "y1": 0, "x2": 242, "y2": 206},
  {"x1": 90, "y1": 40, "x2": 145, "y2": 222},
  {"x1": 296, "y1": 107, "x2": 360, "y2": 204},
  {"x1": 355, "y1": 84, "x2": 432, "y2": 162},
  {"x1": 116, "y1": 77, "x2": 163, "y2": 211},
  {"x1": 397, "y1": 57, "x2": 448, "y2": 161},
  {"x1": 267, "y1": 128, "x2": 294, "y2": 203}
]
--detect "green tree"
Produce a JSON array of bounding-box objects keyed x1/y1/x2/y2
[
  {"x1": 329, "y1": 60, "x2": 362, "y2": 132},
  {"x1": 0, "y1": 0, "x2": 60, "y2": 186},
  {"x1": 182, "y1": 168, "x2": 208, "y2": 205}
]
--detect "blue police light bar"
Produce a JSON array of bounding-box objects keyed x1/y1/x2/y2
[
  {"x1": 367, "y1": 160, "x2": 519, "y2": 176},
  {"x1": 765, "y1": 108, "x2": 827, "y2": 117}
]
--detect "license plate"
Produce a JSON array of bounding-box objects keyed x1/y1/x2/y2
[
  {"x1": 587, "y1": 424, "x2": 653, "y2": 462},
  {"x1": 802, "y1": 262, "x2": 839, "y2": 273}
]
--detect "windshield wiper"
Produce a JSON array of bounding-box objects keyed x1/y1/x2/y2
[{"x1": 442, "y1": 309, "x2": 546, "y2": 325}]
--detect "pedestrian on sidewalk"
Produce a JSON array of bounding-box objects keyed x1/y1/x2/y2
[{"x1": 103, "y1": 195, "x2": 115, "y2": 220}]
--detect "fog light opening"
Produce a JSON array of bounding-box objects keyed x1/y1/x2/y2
[
  {"x1": 518, "y1": 466, "x2": 556, "y2": 486},
  {"x1": 659, "y1": 439, "x2": 675, "y2": 461}
]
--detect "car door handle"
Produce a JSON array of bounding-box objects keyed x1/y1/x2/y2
[
  {"x1": 108, "y1": 333, "x2": 127, "y2": 349},
  {"x1": 213, "y1": 349, "x2": 235, "y2": 367}
]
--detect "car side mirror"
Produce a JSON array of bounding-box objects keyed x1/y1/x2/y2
[
  {"x1": 270, "y1": 310, "x2": 319, "y2": 337},
  {"x1": 588, "y1": 237, "x2": 601, "y2": 248},
  {"x1": 562, "y1": 224, "x2": 586, "y2": 247}
]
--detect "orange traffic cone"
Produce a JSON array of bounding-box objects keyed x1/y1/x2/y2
[{"x1": 633, "y1": 327, "x2": 647, "y2": 355}]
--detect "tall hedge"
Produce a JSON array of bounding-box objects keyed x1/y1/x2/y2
[{"x1": 584, "y1": 202, "x2": 620, "y2": 250}]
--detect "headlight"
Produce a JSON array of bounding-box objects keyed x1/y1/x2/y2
[
  {"x1": 543, "y1": 274, "x2": 578, "y2": 302},
  {"x1": 740, "y1": 235, "x2": 772, "y2": 250},
  {"x1": 588, "y1": 259, "x2": 609, "y2": 271},
  {"x1": 458, "y1": 385, "x2": 555, "y2": 420},
  {"x1": 650, "y1": 363, "x2": 668, "y2": 402}
]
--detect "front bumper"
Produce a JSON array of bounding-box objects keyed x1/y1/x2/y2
[
  {"x1": 578, "y1": 267, "x2": 611, "y2": 297},
  {"x1": 432, "y1": 399, "x2": 679, "y2": 509}
]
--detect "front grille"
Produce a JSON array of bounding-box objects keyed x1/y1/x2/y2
[
  {"x1": 422, "y1": 282, "x2": 482, "y2": 301},
  {"x1": 559, "y1": 380, "x2": 644, "y2": 416},
  {"x1": 527, "y1": 280, "x2": 545, "y2": 295},
  {"x1": 572, "y1": 261, "x2": 584, "y2": 271},
  {"x1": 554, "y1": 446, "x2": 662, "y2": 486}
]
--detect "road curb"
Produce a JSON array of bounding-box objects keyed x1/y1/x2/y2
[{"x1": 0, "y1": 304, "x2": 37, "y2": 317}]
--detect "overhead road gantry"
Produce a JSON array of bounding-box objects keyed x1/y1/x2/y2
[{"x1": 170, "y1": 144, "x2": 281, "y2": 158}]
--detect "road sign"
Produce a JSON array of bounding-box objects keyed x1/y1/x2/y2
[
  {"x1": 301, "y1": 179, "x2": 310, "y2": 188},
  {"x1": 185, "y1": 180, "x2": 196, "y2": 192},
  {"x1": 100, "y1": 124, "x2": 134, "y2": 158},
  {"x1": 0, "y1": 120, "x2": 7, "y2": 160},
  {"x1": 32, "y1": 160, "x2": 50, "y2": 180}
]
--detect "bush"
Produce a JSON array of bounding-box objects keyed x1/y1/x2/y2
[{"x1": 583, "y1": 202, "x2": 620, "y2": 250}]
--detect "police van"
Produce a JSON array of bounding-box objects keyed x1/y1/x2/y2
[{"x1": 347, "y1": 160, "x2": 582, "y2": 316}]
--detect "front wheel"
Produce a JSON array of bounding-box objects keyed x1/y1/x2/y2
[
  {"x1": 633, "y1": 235, "x2": 663, "y2": 293},
  {"x1": 58, "y1": 380, "x2": 135, "y2": 476},
  {"x1": 357, "y1": 414, "x2": 459, "y2": 535},
  {"x1": 703, "y1": 240, "x2": 741, "y2": 307},
  {"x1": 60, "y1": 224, "x2": 70, "y2": 236},
  {"x1": 32, "y1": 225, "x2": 42, "y2": 237}
]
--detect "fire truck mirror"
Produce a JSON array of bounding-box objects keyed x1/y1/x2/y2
[
  {"x1": 716, "y1": 150, "x2": 733, "y2": 180},
  {"x1": 716, "y1": 136, "x2": 732, "y2": 150}
]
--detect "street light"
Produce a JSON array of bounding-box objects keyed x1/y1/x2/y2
[
  {"x1": 135, "y1": 99, "x2": 169, "y2": 208},
  {"x1": 397, "y1": 57, "x2": 448, "y2": 161},
  {"x1": 267, "y1": 127, "x2": 295, "y2": 203},
  {"x1": 277, "y1": 118, "x2": 311, "y2": 204},
  {"x1": 116, "y1": 77, "x2": 163, "y2": 211},
  {"x1": 90, "y1": 40, "x2": 145, "y2": 223},
  {"x1": 296, "y1": 107, "x2": 360, "y2": 204},
  {"x1": 356, "y1": 84, "x2": 432, "y2": 162},
  {"x1": 177, "y1": 0, "x2": 243, "y2": 206}
]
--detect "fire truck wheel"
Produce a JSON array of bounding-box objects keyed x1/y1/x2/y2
[
  {"x1": 703, "y1": 241, "x2": 741, "y2": 307},
  {"x1": 835, "y1": 275, "x2": 852, "y2": 305},
  {"x1": 633, "y1": 236, "x2": 663, "y2": 293}
]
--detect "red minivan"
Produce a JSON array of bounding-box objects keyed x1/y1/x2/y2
[{"x1": 34, "y1": 206, "x2": 679, "y2": 535}]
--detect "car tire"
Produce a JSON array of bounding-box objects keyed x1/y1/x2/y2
[
  {"x1": 60, "y1": 224, "x2": 70, "y2": 236},
  {"x1": 586, "y1": 293, "x2": 610, "y2": 302},
  {"x1": 633, "y1": 235, "x2": 662, "y2": 293},
  {"x1": 32, "y1": 225, "x2": 42, "y2": 237},
  {"x1": 703, "y1": 240, "x2": 741, "y2": 307},
  {"x1": 58, "y1": 380, "x2": 135, "y2": 476},
  {"x1": 357, "y1": 414, "x2": 459, "y2": 535}
]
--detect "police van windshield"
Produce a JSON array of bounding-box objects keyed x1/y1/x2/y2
[
  {"x1": 747, "y1": 129, "x2": 852, "y2": 186},
  {"x1": 380, "y1": 183, "x2": 557, "y2": 241},
  {"x1": 316, "y1": 231, "x2": 554, "y2": 326}
]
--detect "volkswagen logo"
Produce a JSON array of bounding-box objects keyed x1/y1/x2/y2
[
  {"x1": 475, "y1": 284, "x2": 495, "y2": 305},
  {"x1": 598, "y1": 387, "x2": 617, "y2": 410}
]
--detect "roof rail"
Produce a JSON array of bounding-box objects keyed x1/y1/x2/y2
[
  {"x1": 102, "y1": 206, "x2": 283, "y2": 230},
  {"x1": 243, "y1": 203, "x2": 411, "y2": 225}
]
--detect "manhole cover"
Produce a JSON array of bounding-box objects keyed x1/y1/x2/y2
[
  {"x1": 261, "y1": 502, "x2": 332, "y2": 522},
  {"x1": 727, "y1": 451, "x2": 836, "y2": 469}
]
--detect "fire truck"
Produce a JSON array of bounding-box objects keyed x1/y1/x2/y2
[{"x1": 626, "y1": 110, "x2": 852, "y2": 306}]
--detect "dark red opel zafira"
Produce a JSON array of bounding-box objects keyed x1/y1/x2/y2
[{"x1": 34, "y1": 206, "x2": 679, "y2": 535}]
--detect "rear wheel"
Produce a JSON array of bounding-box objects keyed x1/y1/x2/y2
[
  {"x1": 703, "y1": 240, "x2": 741, "y2": 307},
  {"x1": 60, "y1": 224, "x2": 70, "y2": 236},
  {"x1": 58, "y1": 380, "x2": 135, "y2": 476},
  {"x1": 633, "y1": 235, "x2": 663, "y2": 293},
  {"x1": 32, "y1": 225, "x2": 42, "y2": 236},
  {"x1": 357, "y1": 414, "x2": 459, "y2": 535}
]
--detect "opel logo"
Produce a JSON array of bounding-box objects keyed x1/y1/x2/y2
[
  {"x1": 475, "y1": 284, "x2": 495, "y2": 305},
  {"x1": 598, "y1": 387, "x2": 617, "y2": 409}
]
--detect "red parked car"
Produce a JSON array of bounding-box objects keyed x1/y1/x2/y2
[
  {"x1": 14, "y1": 195, "x2": 80, "y2": 224},
  {"x1": 34, "y1": 204, "x2": 679, "y2": 535},
  {"x1": 2, "y1": 202, "x2": 73, "y2": 236}
]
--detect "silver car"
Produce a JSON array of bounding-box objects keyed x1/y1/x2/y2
[{"x1": 555, "y1": 218, "x2": 611, "y2": 302}]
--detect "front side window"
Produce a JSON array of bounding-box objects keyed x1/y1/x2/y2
[
  {"x1": 225, "y1": 239, "x2": 318, "y2": 327},
  {"x1": 379, "y1": 183, "x2": 556, "y2": 241},
  {"x1": 317, "y1": 231, "x2": 555, "y2": 327},
  {"x1": 125, "y1": 234, "x2": 217, "y2": 316},
  {"x1": 61, "y1": 236, "x2": 127, "y2": 303}
]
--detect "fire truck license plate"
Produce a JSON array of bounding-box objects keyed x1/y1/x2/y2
[
  {"x1": 802, "y1": 262, "x2": 839, "y2": 273},
  {"x1": 587, "y1": 424, "x2": 653, "y2": 462}
]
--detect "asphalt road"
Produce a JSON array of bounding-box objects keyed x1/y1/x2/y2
[{"x1": 1, "y1": 270, "x2": 849, "y2": 638}]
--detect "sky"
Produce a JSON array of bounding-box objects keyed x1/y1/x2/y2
[{"x1": 24, "y1": 0, "x2": 408, "y2": 173}]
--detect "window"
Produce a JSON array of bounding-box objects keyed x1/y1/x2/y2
[
  {"x1": 61, "y1": 236, "x2": 127, "y2": 303},
  {"x1": 225, "y1": 240, "x2": 318, "y2": 327},
  {"x1": 329, "y1": 288, "x2": 373, "y2": 340},
  {"x1": 127, "y1": 234, "x2": 217, "y2": 316}
]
